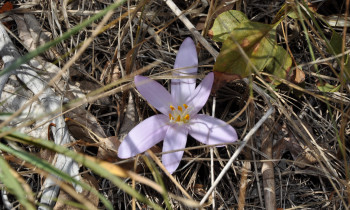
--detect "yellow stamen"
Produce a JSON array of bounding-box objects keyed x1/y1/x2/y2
[
  {"x1": 183, "y1": 104, "x2": 188, "y2": 109},
  {"x1": 170, "y1": 105, "x2": 175, "y2": 111},
  {"x1": 169, "y1": 113, "x2": 174, "y2": 120},
  {"x1": 176, "y1": 115, "x2": 181, "y2": 122},
  {"x1": 184, "y1": 114, "x2": 190, "y2": 121},
  {"x1": 178, "y1": 106, "x2": 183, "y2": 112}
]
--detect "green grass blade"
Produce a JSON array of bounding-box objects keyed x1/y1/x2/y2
[
  {"x1": 0, "y1": 156, "x2": 36, "y2": 210},
  {"x1": 1, "y1": 128, "x2": 163, "y2": 209},
  {"x1": 0, "y1": 0, "x2": 127, "y2": 77},
  {"x1": 0, "y1": 142, "x2": 113, "y2": 209},
  {"x1": 143, "y1": 156, "x2": 172, "y2": 209}
]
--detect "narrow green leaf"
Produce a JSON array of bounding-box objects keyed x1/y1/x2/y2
[
  {"x1": 0, "y1": 0, "x2": 127, "y2": 77},
  {"x1": 287, "y1": 11, "x2": 299, "y2": 20},
  {"x1": 143, "y1": 156, "x2": 172, "y2": 210},
  {"x1": 0, "y1": 142, "x2": 112, "y2": 209},
  {"x1": 327, "y1": 31, "x2": 343, "y2": 55},
  {"x1": 0, "y1": 156, "x2": 35, "y2": 210},
  {"x1": 317, "y1": 82, "x2": 340, "y2": 93},
  {"x1": 1, "y1": 129, "x2": 163, "y2": 210}
]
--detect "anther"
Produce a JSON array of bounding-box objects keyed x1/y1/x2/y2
[
  {"x1": 170, "y1": 105, "x2": 175, "y2": 111},
  {"x1": 184, "y1": 114, "x2": 190, "y2": 121},
  {"x1": 169, "y1": 113, "x2": 174, "y2": 120},
  {"x1": 178, "y1": 106, "x2": 183, "y2": 112},
  {"x1": 176, "y1": 116, "x2": 181, "y2": 122},
  {"x1": 183, "y1": 104, "x2": 188, "y2": 109}
]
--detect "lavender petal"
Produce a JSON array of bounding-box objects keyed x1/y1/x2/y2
[
  {"x1": 118, "y1": 115, "x2": 169, "y2": 158},
  {"x1": 162, "y1": 125, "x2": 188, "y2": 174},
  {"x1": 189, "y1": 114, "x2": 238, "y2": 146},
  {"x1": 172, "y1": 37, "x2": 198, "y2": 104}
]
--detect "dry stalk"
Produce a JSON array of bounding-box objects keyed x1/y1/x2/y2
[
  {"x1": 238, "y1": 102, "x2": 255, "y2": 210},
  {"x1": 261, "y1": 116, "x2": 276, "y2": 210}
]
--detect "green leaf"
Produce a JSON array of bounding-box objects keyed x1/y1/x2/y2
[
  {"x1": 287, "y1": 11, "x2": 299, "y2": 20},
  {"x1": 0, "y1": 157, "x2": 35, "y2": 210},
  {"x1": 142, "y1": 156, "x2": 172, "y2": 210},
  {"x1": 317, "y1": 82, "x2": 340, "y2": 93},
  {"x1": 0, "y1": 143, "x2": 111, "y2": 210},
  {"x1": 345, "y1": 56, "x2": 350, "y2": 79},
  {"x1": 211, "y1": 10, "x2": 249, "y2": 42},
  {"x1": 327, "y1": 31, "x2": 343, "y2": 55},
  {"x1": 213, "y1": 21, "x2": 276, "y2": 78},
  {"x1": 265, "y1": 45, "x2": 292, "y2": 85}
]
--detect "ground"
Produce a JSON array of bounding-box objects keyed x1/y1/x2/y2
[{"x1": 0, "y1": 0, "x2": 349, "y2": 209}]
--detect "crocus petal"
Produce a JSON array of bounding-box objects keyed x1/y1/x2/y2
[
  {"x1": 162, "y1": 125, "x2": 188, "y2": 174},
  {"x1": 135, "y1": 75, "x2": 173, "y2": 115},
  {"x1": 185, "y1": 72, "x2": 214, "y2": 116},
  {"x1": 172, "y1": 37, "x2": 198, "y2": 104},
  {"x1": 118, "y1": 115, "x2": 169, "y2": 158},
  {"x1": 188, "y1": 114, "x2": 238, "y2": 146}
]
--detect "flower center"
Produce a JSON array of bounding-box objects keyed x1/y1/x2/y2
[{"x1": 168, "y1": 104, "x2": 190, "y2": 124}]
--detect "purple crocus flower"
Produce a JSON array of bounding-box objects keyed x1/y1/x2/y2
[{"x1": 118, "y1": 38, "x2": 238, "y2": 174}]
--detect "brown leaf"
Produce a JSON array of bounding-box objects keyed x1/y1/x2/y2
[
  {"x1": 69, "y1": 67, "x2": 112, "y2": 106},
  {"x1": 12, "y1": 14, "x2": 55, "y2": 60},
  {"x1": 195, "y1": 17, "x2": 207, "y2": 31},
  {"x1": 0, "y1": 2, "x2": 13, "y2": 14},
  {"x1": 273, "y1": 122, "x2": 318, "y2": 169},
  {"x1": 97, "y1": 136, "x2": 121, "y2": 162},
  {"x1": 64, "y1": 107, "x2": 107, "y2": 143},
  {"x1": 101, "y1": 61, "x2": 121, "y2": 84},
  {"x1": 212, "y1": 71, "x2": 241, "y2": 93},
  {"x1": 54, "y1": 173, "x2": 99, "y2": 210},
  {"x1": 193, "y1": 184, "x2": 207, "y2": 196},
  {"x1": 290, "y1": 67, "x2": 305, "y2": 84}
]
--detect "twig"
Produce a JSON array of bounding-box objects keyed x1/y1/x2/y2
[
  {"x1": 210, "y1": 96, "x2": 216, "y2": 209},
  {"x1": 163, "y1": 0, "x2": 219, "y2": 58}
]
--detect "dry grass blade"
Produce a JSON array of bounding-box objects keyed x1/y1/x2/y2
[
  {"x1": 200, "y1": 107, "x2": 275, "y2": 205},
  {"x1": 0, "y1": 21, "x2": 82, "y2": 207},
  {"x1": 0, "y1": 0, "x2": 349, "y2": 208}
]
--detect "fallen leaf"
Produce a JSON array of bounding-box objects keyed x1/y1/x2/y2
[
  {"x1": 12, "y1": 14, "x2": 56, "y2": 60},
  {"x1": 212, "y1": 71, "x2": 241, "y2": 93},
  {"x1": 0, "y1": 2, "x2": 14, "y2": 28},
  {"x1": 64, "y1": 107, "x2": 107, "y2": 143},
  {"x1": 0, "y1": 2, "x2": 13, "y2": 14},
  {"x1": 291, "y1": 67, "x2": 305, "y2": 84},
  {"x1": 54, "y1": 173, "x2": 99, "y2": 210},
  {"x1": 193, "y1": 184, "x2": 206, "y2": 196},
  {"x1": 97, "y1": 136, "x2": 121, "y2": 162}
]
